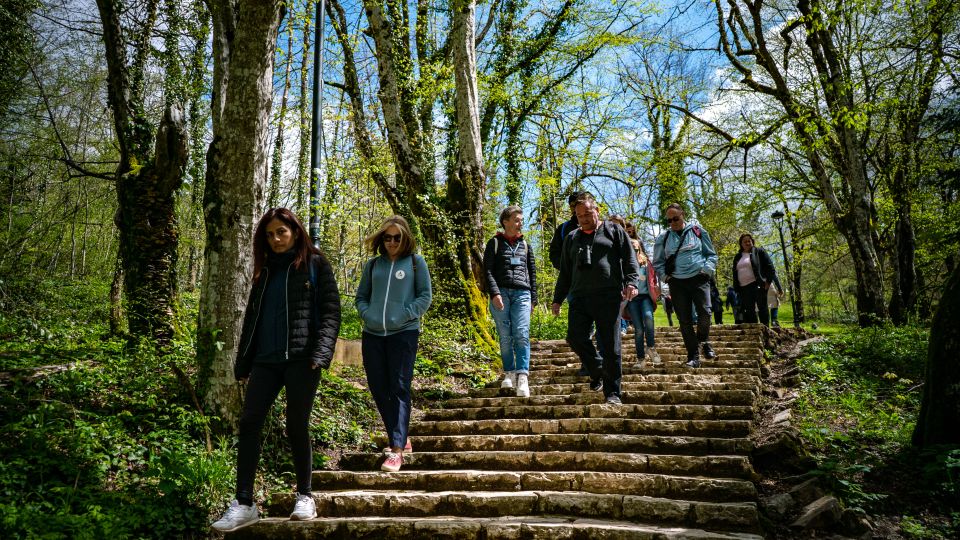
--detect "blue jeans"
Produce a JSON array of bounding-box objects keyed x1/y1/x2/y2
[
  {"x1": 626, "y1": 294, "x2": 656, "y2": 357},
  {"x1": 490, "y1": 288, "x2": 531, "y2": 374},
  {"x1": 362, "y1": 329, "x2": 419, "y2": 450}
]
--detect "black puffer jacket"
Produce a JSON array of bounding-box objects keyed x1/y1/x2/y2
[
  {"x1": 483, "y1": 234, "x2": 537, "y2": 305},
  {"x1": 235, "y1": 252, "x2": 341, "y2": 379}
]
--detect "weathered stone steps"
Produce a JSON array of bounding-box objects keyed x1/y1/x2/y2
[
  {"x1": 257, "y1": 490, "x2": 758, "y2": 531},
  {"x1": 413, "y1": 417, "x2": 753, "y2": 437},
  {"x1": 304, "y1": 470, "x2": 757, "y2": 501},
  {"x1": 228, "y1": 515, "x2": 764, "y2": 539},
  {"x1": 398, "y1": 433, "x2": 752, "y2": 455},
  {"x1": 337, "y1": 451, "x2": 754, "y2": 479},
  {"x1": 422, "y1": 403, "x2": 754, "y2": 421},
  {"x1": 226, "y1": 324, "x2": 768, "y2": 539},
  {"x1": 469, "y1": 380, "x2": 759, "y2": 398},
  {"x1": 444, "y1": 389, "x2": 756, "y2": 408}
]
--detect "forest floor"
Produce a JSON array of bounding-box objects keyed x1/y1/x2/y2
[{"x1": 755, "y1": 327, "x2": 958, "y2": 539}]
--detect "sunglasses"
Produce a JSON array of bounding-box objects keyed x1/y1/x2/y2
[
  {"x1": 665, "y1": 216, "x2": 682, "y2": 223},
  {"x1": 382, "y1": 233, "x2": 402, "y2": 243}
]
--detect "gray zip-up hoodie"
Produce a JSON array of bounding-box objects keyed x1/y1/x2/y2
[{"x1": 355, "y1": 254, "x2": 432, "y2": 336}]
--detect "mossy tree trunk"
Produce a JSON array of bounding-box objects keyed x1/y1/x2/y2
[
  {"x1": 912, "y1": 254, "x2": 960, "y2": 446},
  {"x1": 96, "y1": 0, "x2": 188, "y2": 344}
]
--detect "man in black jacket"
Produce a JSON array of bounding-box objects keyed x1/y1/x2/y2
[
  {"x1": 549, "y1": 191, "x2": 585, "y2": 271},
  {"x1": 552, "y1": 193, "x2": 640, "y2": 405}
]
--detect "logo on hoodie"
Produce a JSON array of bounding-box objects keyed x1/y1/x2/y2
[{"x1": 395, "y1": 270, "x2": 406, "y2": 280}]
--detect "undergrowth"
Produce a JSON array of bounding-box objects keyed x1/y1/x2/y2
[
  {"x1": 794, "y1": 324, "x2": 959, "y2": 537},
  {"x1": 0, "y1": 278, "x2": 438, "y2": 538}
]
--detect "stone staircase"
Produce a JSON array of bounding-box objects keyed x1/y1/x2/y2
[{"x1": 228, "y1": 324, "x2": 767, "y2": 539}]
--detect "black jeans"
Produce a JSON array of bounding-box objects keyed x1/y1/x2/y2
[
  {"x1": 738, "y1": 281, "x2": 770, "y2": 325},
  {"x1": 669, "y1": 274, "x2": 712, "y2": 360},
  {"x1": 566, "y1": 292, "x2": 623, "y2": 398},
  {"x1": 362, "y1": 330, "x2": 419, "y2": 450},
  {"x1": 236, "y1": 359, "x2": 321, "y2": 505}
]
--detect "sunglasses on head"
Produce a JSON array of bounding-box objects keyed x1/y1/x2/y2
[
  {"x1": 666, "y1": 216, "x2": 681, "y2": 223},
  {"x1": 382, "y1": 233, "x2": 402, "y2": 243}
]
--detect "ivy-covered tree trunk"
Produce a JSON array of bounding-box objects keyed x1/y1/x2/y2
[
  {"x1": 359, "y1": 0, "x2": 495, "y2": 352},
  {"x1": 912, "y1": 254, "x2": 960, "y2": 446},
  {"x1": 96, "y1": 0, "x2": 188, "y2": 344},
  {"x1": 197, "y1": 0, "x2": 284, "y2": 427}
]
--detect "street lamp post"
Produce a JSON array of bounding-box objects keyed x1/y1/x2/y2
[
  {"x1": 309, "y1": 0, "x2": 326, "y2": 247},
  {"x1": 771, "y1": 210, "x2": 799, "y2": 328}
]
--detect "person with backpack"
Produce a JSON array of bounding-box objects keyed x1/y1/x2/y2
[
  {"x1": 356, "y1": 216, "x2": 433, "y2": 473},
  {"x1": 625, "y1": 238, "x2": 661, "y2": 366},
  {"x1": 652, "y1": 203, "x2": 719, "y2": 368},
  {"x1": 212, "y1": 208, "x2": 341, "y2": 532},
  {"x1": 483, "y1": 206, "x2": 537, "y2": 398},
  {"x1": 548, "y1": 190, "x2": 592, "y2": 376},
  {"x1": 731, "y1": 232, "x2": 781, "y2": 326},
  {"x1": 552, "y1": 192, "x2": 640, "y2": 405}
]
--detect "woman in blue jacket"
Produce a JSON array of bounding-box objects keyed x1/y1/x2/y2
[{"x1": 356, "y1": 215, "x2": 432, "y2": 472}]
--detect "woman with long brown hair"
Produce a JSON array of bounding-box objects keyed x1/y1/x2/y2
[
  {"x1": 625, "y1": 238, "x2": 661, "y2": 366},
  {"x1": 212, "y1": 208, "x2": 341, "y2": 532}
]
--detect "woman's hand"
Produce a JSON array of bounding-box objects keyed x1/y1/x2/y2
[{"x1": 492, "y1": 294, "x2": 504, "y2": 311}]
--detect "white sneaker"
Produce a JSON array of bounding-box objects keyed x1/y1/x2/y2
[
  {"x1": 515, "y1": 373, "x2": 530, "y2": 397},
  {"x1": 500, "y1": 372, "x2": 514, "y2": 389},
  {"x1": 648, "y1": 347, "x2": 662, "y2": 365},
  {"x1": 211, "y1": 499, "x2": 259, "y2": 532},
  {"x1": 290, "y1": 493, "x2": 317, "y2": 521}
]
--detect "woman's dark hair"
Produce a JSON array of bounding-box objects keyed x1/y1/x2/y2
[
  {"x1": 364, "y1": 215, "x2": 417, "y2": 258},
  {"x1": 738, "y1": 233, "x2": 755, "y2": 251},
  {"x1": 252, "y1": 208, "x2": 320, "y2": 281}
]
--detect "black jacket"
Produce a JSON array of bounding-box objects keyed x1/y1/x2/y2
[
  {"x1": 483, "y1": 234, "x2": 538, "y2": 305},
  {"x1": 731, "y1": 247, "x2": 781, "y2": 291},
  {"x1": 552, "y1": 220, "x2": 640, "y2": 303},
  {"x1": 235, "y1": 252, "x2": 341, "y2": 379},
  {"x1": 549, "y1": 217, "x2": 578, "y2": 270}
]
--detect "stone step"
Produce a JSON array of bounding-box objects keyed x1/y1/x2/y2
[
  {"x1": 422, "y1": 403, "x2": 754, "y2": 422},
  {"x1": 306, "y1": 469, "x2": 757, "y2": 500},
  {"x1": 406, "y1": 434, "x2": 752, "y2": 456},
  {"x1": 413, "y1": 418, "x2": 752, "y2": 438},
  {"x1": 444, "y1": 389, "x2": 756, "y2": 408},
  {"x1": 534, "y1": 344, "x2": 763, "y2": 356},
  {"x1": 257, "y1": 490, "x2": 758, "y2": 532},
  {"x1": 226, "y1": 515, "x2": 764, "y2": 539},
  {"x1": 470, "y1": 380, "x2": 759, "y2": 398},
  {"x1": 338, "y1": 451, "x2": 754, "y2": 479},
  {"x1": 529, "y1": 358, "x2": 761, "y2": 370},
  {"x1": 526, "y1": 366, "x2": 763, "y2": 382}
]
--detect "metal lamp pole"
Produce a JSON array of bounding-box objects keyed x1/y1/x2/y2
[
  {"x1": 309, "y1": 0, "x2": 326, "y2": 247},
  {"x1": 771, "y1": 210, "x2": 799, "y2": 328}
]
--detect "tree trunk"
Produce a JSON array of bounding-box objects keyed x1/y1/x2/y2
[
  {"x1": 448, "y1": 0, "x2": 495, "y2": 349},
  {"x1": 197, "y1": 0, "x2": 284, "y2": 428},
  {"x1": 109, "y1": 251, "x2": 124, "y2": 335},
  {"x1": 96, "y1": 0, "x2": 187, "y2": 344},
  {"x1": 912, "y1": 254, "x2": 960, "y2": 446},
  {"x1": 116, "y1": 106, "x2": 188, "y2": 342},
  {"x1": 269, "y1": 20, "x2": 294, "y2": 208}
]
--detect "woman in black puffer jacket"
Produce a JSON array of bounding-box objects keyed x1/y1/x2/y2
[
  {"x1": 731, "y1": 232, "x2": 780, "y2": 326},
  {"x1": 212, "y1": 208, "x2": 341, "y2": 532}
]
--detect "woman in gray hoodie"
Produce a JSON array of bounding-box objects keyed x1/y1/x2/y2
[{"x1": 356, "y1": 215, "x2": 432, "y2": 472}]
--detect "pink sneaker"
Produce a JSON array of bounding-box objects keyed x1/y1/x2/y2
[
  {"x1": 381, "y1": 451, "x2": 403, "y2": 472},
  {"x1": 381, "y1": 438, "x2": 413, "y2": 454}
]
